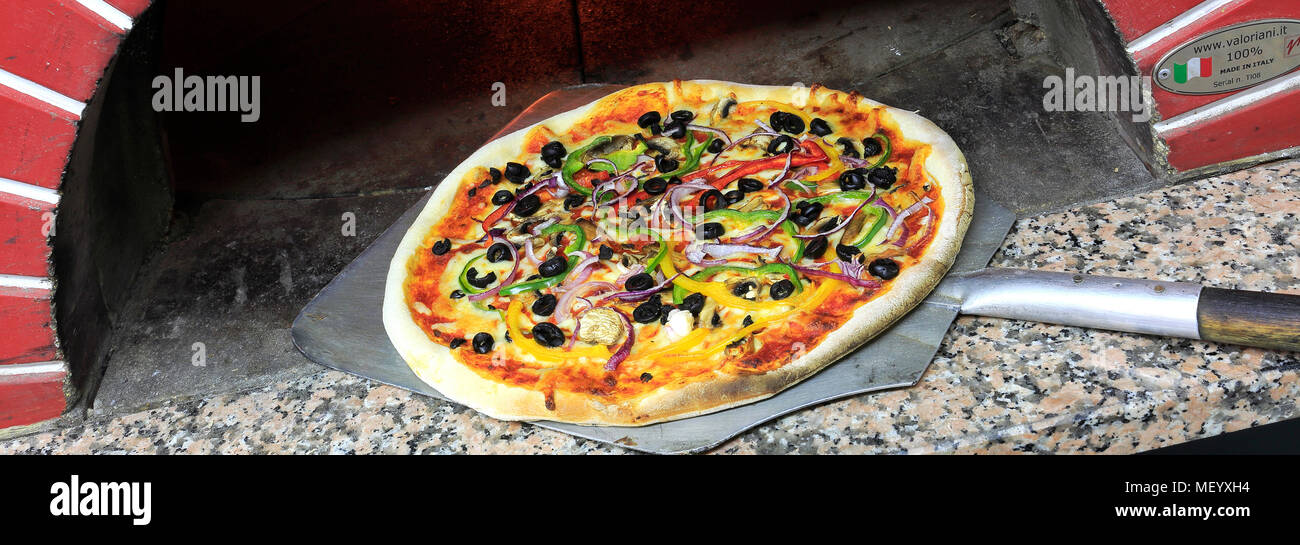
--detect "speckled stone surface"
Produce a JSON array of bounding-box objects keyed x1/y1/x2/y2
[{"x1": 3, "y1": 160, "x2": 1298, "y2": 454}]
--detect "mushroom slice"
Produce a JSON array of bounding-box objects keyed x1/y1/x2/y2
[
  {"x1": 576, "y1": 308, "x2": 625, "y2": 346},
  {"x1": 582, "y1": 135, "x2": 637, "y2": 162}
]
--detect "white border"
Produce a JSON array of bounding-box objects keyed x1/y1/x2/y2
[
  {"x1": 0, "y1": 177, "x2": 60, "y2": 204},
  {"x1": 0, "y1": 361, "x2": 67, "y2": 377},
  {"x1": 0, "y1": 68, "x2": 85, "y2": 119},
  {"x1": 1154, "y1": 70, "x2": 1300, "y2": 133},
  {"x1": 1125, "y1": 0, "x2": 1240, "y2": 54},
  {"x1": 0, "y1": 274, "x2": 53, "y2": 291},
  {"x1": 75, "y1": 0, "x2": 134, "y2": 32}
]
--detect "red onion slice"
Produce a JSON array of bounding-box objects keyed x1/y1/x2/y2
[
  {"x1": 841, "y1": 156, "x2": 872, "y2": 169},
  {"x1": 530, "y1": 218, "x2": 558, "y2": 235},
  {"x1": 707, "y1": 131, "x2": 782, "y2": 167},
  {"x1": 765, "y1": 152, "x2": 796, "y2": 188},
  {"x1": 603, "y1": 309, "x2": 635, "y2": 371},
  {"x1": 686, "y1": 124, "x2": 731, "y2": 147},
  {"x1": 885, "y1": 197, "x2": 932, "y2": 242},
  {"x1": 792, "y1": 191, "x2": 874, "y2": 239},
  {"x1": 615, "y1": 264, "x2": 646, "y2": 284},
  {"x1": 555, "y1": 281, "x2": 616, "y2": 324},
  {"x1": 664, "y1": 181, "x2": 715, "y2": 227},
  {"x1": 731, "y1": 190, "x2": 790, "y2": 243},
  {"x1": 585, "y1": 158, "x2": 618, "y2": 172},
  {"x1": 524, "y1": 238, "x2": 541, "y2": 265},
  {"x1": 684, "y1": 243, "x2": 728, "y2": 266},
  {"x1": 902, "y1": 204, "x2": 936, "y2": 248},
  {"x1": 790, "y1": 263, "x2": 882, "y2": 289},
  {"x1": 560, "y1": 252, "x2": 600, "y2": 289},
  {"x1": 699, "y1": 243, "x2": 781, "y2": 260},
  {"x1": 837, "y1": 257, "x2": 865, "y2": 279},
  {"x1": 567, "y1": 316, "x2": 581, "y2": 350},
  {"x1": 591, "y1": 172, "x2": 638, "y2": 208}
]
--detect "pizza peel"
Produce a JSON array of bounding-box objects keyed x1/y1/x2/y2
[{"x1": 291, "y1": 84, "x2": 1300, "y2": 454}]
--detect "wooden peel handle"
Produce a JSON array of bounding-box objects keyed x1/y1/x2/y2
[
  {"x1": 953, "y1": 269, "x2": 1300, "y2": 352},
  {"x1": 1197, "y1": 288, "x2": 1300, "y2": 352}
]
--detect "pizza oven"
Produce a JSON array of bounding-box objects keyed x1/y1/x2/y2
[{"x1": 1, "y1": 0, "x2": 1297, "y2": 437}]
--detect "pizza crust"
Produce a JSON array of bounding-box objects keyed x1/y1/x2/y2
[{"x1": 383, "y1": 80, "x2": 974, "y2": 426}]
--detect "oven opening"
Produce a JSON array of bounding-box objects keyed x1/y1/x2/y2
[{"x1": 47, "y1": 0, "x2": 1163, "y2": 421}]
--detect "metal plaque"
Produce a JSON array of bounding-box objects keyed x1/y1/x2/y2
[{"x1": 1154, "y1": 19, "x2": 1300, "y2": 95}]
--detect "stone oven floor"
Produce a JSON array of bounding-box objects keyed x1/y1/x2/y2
[{"x1": 3, "y1": 160, "x2": 1297, "y2": 454}]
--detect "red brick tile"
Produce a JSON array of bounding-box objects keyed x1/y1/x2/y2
[
  {"x1": 0, "y1": 369, "x2": 66, "y2": 428},
  {"x1": 1097, "y1": 0, "x2": 1206, "y2": 43},
  {"x1": 1162, "y1": 86, "x2": 1300, "y2": 171},
  {"x1": 0, "y1": 92, "x2": 78, "y2": 189},
  {"x1": 0, "y1": 0, "x2": 123, "y2": 102},
  {"x1": 0, "y1": 193, "x2": 55, "y2": 277},
  {"x1": 0, "y1": 287, "x2": 57, "y2": 365}
]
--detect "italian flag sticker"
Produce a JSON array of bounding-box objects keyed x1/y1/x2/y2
[{"x1": 1174, "y1": 56, "x2": 1213, "y2": 83}]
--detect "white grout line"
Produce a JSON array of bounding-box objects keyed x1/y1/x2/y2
[
  {"x1": 0, "y1": 177, "x2": 60, "y2": 205},
  {"x1": 0, "y1": 275, "x2": 53, "y2": 291},
  {"x1": 1154, "y1": 70, "x2": 1300, "y2": 134},
  {"x1": 0, "y1": 361, "x2": 67, "y2": 377},
  {"x1": 0, "y1": 68, "x2": 85, "y2": 119},
  {"x1": 74, "y1": 0, "x2": 133, "y2": 32},
  {"x1": 1125, "y1": 0, "x2": 1239, "y2": 54}
]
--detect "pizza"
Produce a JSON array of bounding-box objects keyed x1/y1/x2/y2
[{"x1": 383, "y1": 80, "x2": 973, "y2": 426}]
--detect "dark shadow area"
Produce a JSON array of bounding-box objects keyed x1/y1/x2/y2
[
  {"x1": 53, "y1": 4, "x2": 172, "y2": 411},
  {"x1": 1145, "y1": 416, "x2": 1300, "y2": 454}
]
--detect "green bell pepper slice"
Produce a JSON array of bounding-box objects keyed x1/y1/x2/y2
[
  {"x1": 660, "y1": 132, "x2": 713, "y2": 179},
  {"x1": 539, "y1": 222, "x2": 586, "y2": 254},
  {"x1": 629, "y1": 229, "x2": 668, "y2": 272},
  {"x1": 561, "y1": 136, "x2": 612, "y2": 196},
  {"x1": 698, "y1": 209, "x2": 803, "y2": 261},
  {"x1": 457, "y1": 254, "x2": 488, "y2": 295},
  {"x1": 799, "y1": 190, "x2": 878, "y2": 206},
  {"x1": 866, "y1": 133, "x2": 892, "y2": 169},
  {"x1": 591, "y1": 142, "x2": 647, "y2": 173},
  {"x1": 498, "y1": 255, "x2": 581, "y2": 296},
  {"x1": 494, "y1": 223, "x2": 588, "y2": 297},
  {"x1": 853, "y1": 208, "x2": 891, "y2": 248},
  {"x1": 793, "y1": 191, "x2": 894, "y2": 248}
]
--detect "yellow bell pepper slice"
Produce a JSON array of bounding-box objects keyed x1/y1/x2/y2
[
  {"x1": 659, "y1": 253, "x2": 808, "y2": 312},
  {"x1": 804, "y1": 140, "x2": 843, "y2": 182},
  {"x1": 630, "y1": 328, "x2": 709, "y2": 361},
  {"x1": 506, "y1": 301, "x2": 610, "y2": 364},
  {"x1": 659, "y1": 277, "x2": 841, "y2": 363}
]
